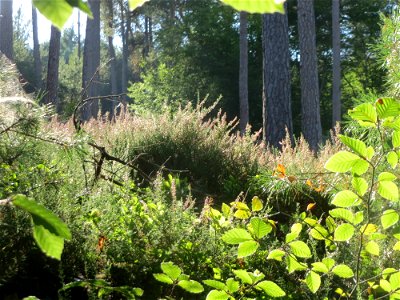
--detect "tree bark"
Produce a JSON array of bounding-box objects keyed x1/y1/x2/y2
[
  {"x1": 332, "y1": 0, "x2": 341, "y2": 126},
  {"x1": 262, "y1": 5, "x2": 293, "y2": 149},
  {"x1": 239, "y1": 11, "x2": 249, "y2": 135},
  {"x1": 32, "y1": 5, "x2": 42, "y2": 90},
  {"x1": 120, "y1": 0, "x2": 128, "y2": 109},
  {"x1": 78, "y1": 11, "x2": 81, "y2": 59},
  {"x1": 297, "y1": 0, "x2": 322, "y2": 151},
  {"x1": 0, "y1": 0, "x2": 13, "y2": 60},
  {"x1": 43, "y1": 26, "x2": 61, "y2": 112},
  {"x1": 81, "y1": 0, "x2": 101, "y2": 120}
]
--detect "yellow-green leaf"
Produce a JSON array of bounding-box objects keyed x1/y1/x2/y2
[
  {"x1": 33, "y1": 0, "x2": 73, "y2": 30},
  {"x1": 128, "y1": 0, "x2": 150, "y2": 10},
  {"x1": 381, "y1": 209, "x2": 399, "y2": 229},
  {"x1": 251, "y1": 196, "x2": 263, "y2": 212},
  {"x1": 352, "y1": 177, "x2": 368, "y2": 196},
  {"x1": 219, "y1": 0, "x2": 285, "y2": 14},
  {"x1": 267, "y1": 249, "x2": 286, "y2": 261},
  {"x1": 305, "y1": 271, "x2": 321, "y2": 293},
  {"x1": 332, "y1": 264, "x2": 354, "y2": 278},
  {"x1": 331, "y1": 190, "x2": 361, "y2": 207},
  {"x1": 325, "y1": 151, "x2": 361, "y2": 173},
  {"x1": 334, "y1": 223, "x2": 355, "y2": 242},
  {"x1": 289, "y1": 241, "x2": 312, "y2": 258},
  {"x1": 387, "y1": 151, "x2": 398, "y2": 168},
  {"x1": 378, "y1": 181, "x2": 399, "y2": 201},
  {"x1": 365, "y1": 241, "x2": 380, "y2": 256},
  {"x1": 237, "y1": 240, "x2": 259, "y2": 258},
  {"x1": 256, "y1": 280, "x2": 286, "y2": 297}
]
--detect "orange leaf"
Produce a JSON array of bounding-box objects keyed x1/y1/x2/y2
[
  {"x1": 306, "y1": 179, "x2": 313, "y2": 188},
  {"x1": 307, "y1": 203, "x2": 316, "y2": 211},
  {"x1": 276, "y1": 164, "x2": 286, "y2": 175},
  {"x1": 97, "y1": 235, "x2": 107, "y2": 251},
  {"x1": 315, "y1": 185, "x2": 325, "y2": 192},
  {"x1": 288, "y1": 176, "x2": 296, "y2": 183}
]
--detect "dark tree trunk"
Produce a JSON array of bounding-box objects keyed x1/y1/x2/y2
[
  {"x1": 81, "y1": 0, "x2": 101, "y2": 120},
  {"x1": 262, "y1": 5, "x2": 293, "y2": 149},
  {"x1": 32, "y1": 5, "x2": 42, "y2": 89},
  {"x1": 0, "y1": 0, "x2": 13, "y2": 60},
  {"x1": 43, "y1": 26, "x2": 61, "y2": 112},
  {"x1": 297, "y1": 0, "x2": 322, "y2": 151},
  {"x1": 78, "y1": 11, "x2": 81, "y2": 59},
  {"x1": 332, "y1": 0, "x2": 341, "y2": 126},
  {"x1": 120, "y1": 0, "x2": 128, "y2": 109},
  {"x1": 239, "y1": 11, "x2": 249, "y2": 135}
]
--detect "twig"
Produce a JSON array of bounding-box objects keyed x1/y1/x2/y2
[{"x1": 0, "y1": 198, "x2": 12, "y2": 205}]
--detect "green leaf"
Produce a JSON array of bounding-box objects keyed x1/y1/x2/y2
[
  {"x1": 380, "y1": 279, "x2": 392, "y2": 292},
  {"x1": 390, "y1": 272, "x2": 400, "y2": 290},
  {"x1": 153, "y1": 273, "x2": 174, "y2": 284},
  {"x1": 351, "y1": 159, "x2": 369, "y2": 175},
  {"x1": 365, "y1": 241, "x2": 380, "y2": 256},
  {"x1": 309, "y1": 225, "x2": 329, "y2": 240},
  {"x1": 65, "y1": 0, "x2": 92, "y2": 16},
  {"x1": 233, "y1": 269, "x2": 253, "y2": 284},
  {"x1": 325, "y1": 151, "x2": 361, "y2": 173},
  {"x1": 387, "y1": 151, "x2": 398, "y2": 168},
  {"x1": 376, "y1": 97, "x2": 400, "y2": 118},
  {"x1": 234, "y1": 209, "x2": 251, "y2": 219},
  {"x1": 287, "y1": 255, "x2": 307, "y2": 273},
  {"x1": 329, "y1": 208, "x2": 355, "y2": 223},
  {"x1": 221, "y1": 228, "x2": 253, "y2": 244},
  {"x1": 32, "y1": 218, "x2": 65, "y2": 260},
  {"x1": 267, "y1": 249, "x2": 286, "y2": 261},
  {"x1": 219, "y1": 0, "x2": 285, "y2": 14},
  {"x1": 360, "y1": 223, "x2": 378, "y2": 235},
  {"x1": 161, "y1": 262, "x2": 181, "y2": 280},
  {"x1": 311, "y1": 262, "x2": 329, "y2": 274},
  {"x1": 33, "y1": 0, "x2": 73, "y2": 30},
  {"x1": 383, "y1": 268, "x2": 398, "y2": 279},
  {"x1": 206, "y1": 290, "x2": 230, "y2": 300},
  {"x1": 128, "y1": 0, "x2": 150, "y2": 10},
  {"x1": 381, "y1": 209, "x2": 399, "y2": 229},
  {"x1": 178, "y1": 280, "x2": 204, "y2": 294},
  {"x1": 354, "y1": 211, "x2": 364, "y2": 225},
  {"x1": 226, "y1": 278, "x2": 240, "y2": 293},
  {"x1": 203, "y1": 280, "x2": 227, "y2": 291},
  {"x1": 394, "y1": 131, "x2": 400, "y2": 148},
  {"x1": 331, "y1": 190, "x2": 361, "y2": 207},
  {"x1": 378, "y1": 172, "x2": 397, "y2": 181},
  {"x1": 285, "y1": 232, "x2": 299, "y2": 243},
  {"x1": 332, "y1": 264, "x2": 354, "y2": 278},
  {"x1": 222, "y1": 203, "x2": 231, "y2": 217},
  {"x1": 366, "y1": 146, "x2": 375, "y2": 159},
  {"x1": 339, "y1": 135, "x2": 367, "y2": 157},
  {"x1": 334, "y1": 223, "x2": 355, "y2": 242},
  {"x1": 378, "y1": 181, "x2": 399, "y2": 201},
  {"x1": 348, "y1": 103, "x2": 377, "y2": 124},
  {"x1": 13, "y1": 195, "x2": 71, "y2": 239},
  {"x1": 291, "y1": 223, "x2": 303, "y2": 234},
  {"x1": 256, "y1": 281, "x2": 286, "y2": 297},
  {"x1": 305, "y1": 271, "x2": 321, "y2": 293},
  {"x1": 322, "y1": 258, "x2": 335, "y2": 271},
  {"x1": 352, "y1": 177, "x2": 368, "y2": 196},
  {"x1": 250, "y1": 217, "x2": 272, "y2": 239},
  {"x1": 289, "y1": 241, "x2": 312, "y2": 258},
  {"x1": 393, "y1": 241, "x2": 400, "y2": 251},
  {"x1": 251, "y1": 196, "x2": 263, "y2": 212},
  {"x1": 238, "y1": 240, "x2": 259, "y2": 258}
]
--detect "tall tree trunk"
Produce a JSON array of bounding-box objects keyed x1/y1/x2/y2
[
  {"x1": 297, "y1": 0, "x2": 322, "y2": 151},
  {"x1": 0, "y1": 0, "x2": 13, "y2": 60},
  {"x1": 332, "y1": 0, "x2": 341, "y2": 126},
  {"x1": 32, "y1": 5, "x2": 42, "y2": 90},
  {"x1": 239, "y1": 11, "x2": 249, "y2": 135},
  {"x1": 120, "y1": 0, "x2": 128, "y2": 109},
  {"x1": 262, "y1": 5, "x2": 293, "y2": 148},
  {"x1": 43, "y1": 26, "x2": 61, "y2": 112},
  {"x1": 81, "y1": 0, "x2": 101, "y2": 120},
  {"x1": 78, "y1": 11, "x2": 81, "y2": 59}
]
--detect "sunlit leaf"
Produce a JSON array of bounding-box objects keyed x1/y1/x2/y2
[
  {"x1": 233, "y1": 269, "x2": 252, "y2": 284},
  {"x1": 154, "y1": 273, "x2": 174, "y2": 284},
  {"x1": 256, "y1": 280, "x2": 286, "y2": 297},
  {"x1": 161, "y1": 262, "x2": 181, "y2": 280},
  {"x1": 203, "y1": 280, "x2": 227, "y2": 291},
  {"x1": 287, "y1": 255, "x2": 307, "y2": 273},
  {"x1": 360, "y1": 223, "x2": 378, "y2": 235},
  {"x1": 289, "y1": 241, "x2": 311, "y2": 258},
  {"x1": 378, "y1": 181, "x2": 399, "y2": 201},
  {"x1": 376, "y1": 97, "x2": 400, "y2": 119},
  {"x1": 379, "y1": 279, "x2": 392, "y2": 292},
  {"x1": 226, "y1": 278, "x2": 240, "y2": 293},
  {"x1": 334, "y1": 223, "x2": 355, "y2": 242},
  {"x1": 378, "y1": 172, "x2": 397, "y2": 181},
  {"x1": 365, "y1": 241, "x2": 380, "y2": 256},
  {"x1": 128, "y1": 0, "x2": 150, "y2": 10},
  {"x1": 322, "y1": 258, "x2": 335, "y2": 271},
  {"x1": 33, "y1": 0, "x2": 73, "y2": 30},
  {"x1": 205, "y1": 290, "x2": 230, "y2": 300},
  {"x1": 309, "y1": 225, "x2": 329, "y2": 240},
  {"x1": 311, "y1": 262, "x2": 329, "y2": 274},
  {"x1": 348, "y1": 103, "x2": 377, "y2": 124},
  {"x1": 387, "y1": 151, "x2": 398, "y2": 168},
  {"x1": 331, "y1": 190, "x2": 361, "y2": 207},
  {"x1": 381, "y1": 209, "x2": 399, "y2": 229},
  {"x1": 339, "y1": 135, "x2": 367, "y2": 157},
  {"x1": 305, "y1": 271, "x2": 321, "y2": 293},
  {"x1": 219, "y1": 0, "x2": 285, "y2": 14},
  {"x1": 234, "y1": 209, "x2": 251, "y2": 219},
  {"x1": 394, "y1": 131, "x2": 400, "y2": 148},
  {"x1": 332, "y1": 264, "x2": 354, "y2": 278},
  {"x1": 237, "y1": 240, "x2": 259, "y2": 258},
  {"x1": 32, "y1": 218, "x2": 64, "y2": 260},
  {"x1": 178, "y1": 280, "x2": 204, "y2": 293},
  {"x1": 250, "y1": 217, "x2": 272, "y2": 239},
  {"x1": 221, "y1": 228, "x2": 253, "y2": 244},
  {"x1": 251, "y1": 196, "x2": 263, "y2": 212},
  {"x1": 325, "y1": 151, "x2": 361, "y2": 173},
  {"x1": 329, "y1": 208, "x2": 355, "y2": 223},
  {"x1": 267, "y1": 249, "x2": 286, "y2": 261}
]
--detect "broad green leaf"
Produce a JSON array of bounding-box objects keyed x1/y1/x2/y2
[
  {"x1": 219, "y1": 0, "x2": 285, "y2": 14},
  {"x1": 322, "y1": 258, "x2": 335, "y2": 271},
  {"x1": 334, "y1": 223, "x2": 355, "y2": 241},
  {"x1": 324, "y1": 151, "x2": 361, "y2": 173},
  {"x1": 383, "y1": 268, "x2": 398, "y2": 279},
  {"x1": 365, "y1": 240, "x2": 380, "y2": 256},
  {"x1": 128, "y1": 0, "x2": 150, "y2": 10},
  {"x1": 381, "y1": 209, "x2": 399, "y2": 229},
  {"x1": 161, "y1": 262, "x2": 181, "y2": 280},
  {"x1": 393, "y1": 131, "x2": 400, "y2": 148},
  {"x1": 366, "y1": 146, "x2": 375, "y2": 159},
  {"x1": 234, "y1": 209, "x2": 251, "y2": 219},
  {"x1": 231, "y1": 202, "x2": 250, "y2": 210},
  {"x1": 348, "y1": 103, "x2": 377, "y2": 124},
  {"x1": 390, "y1": 272, "x2": 400, "y2": 290},
  {"x1": 13, "y1": 195, "x2": 71, "y2": 240},
  {"x1": 226, "y1": 278, "x2": 240, "y2": 293},
  {"x1": 339, "y1": 135, "x2": 367, "y2": 157},
  {"x1": 233, "y1": 269, "x2": 252, "y2": 284},
  {"x1": 267, "y1": 249, "x2": 286, "y2": 261},
  {"x1": 33, "y1": 0, "x2": 73, "y2": 30},
  {"x1": 360, "y1": 223, "x2": 378, "y2": 235},
  {"x1": 291, "y1": 223, "x2": 303, "y2": 234},
  {"x1": 369, "y1": 233, "x2": 387, "y2": 240},
  {"x1": 287, "y1": 255, "x2": 307, "y2": 273},
  {"x1": 286, "y1": 232, "x2": 299, "y2": 243},
  {"x1": 250, "y1": 217, "x2": 272, "y2": 239},
  {"x1": 221, "y1": 228, "x2": 253, "y2": 244},
  {"x1": 206, "y1": 290, "x2": 230, "y2": 300},
  {"x1": 379, "y1": 279, "x2": 392, "y2": 292},
  {"x1": 178, "y1": 280, "x2": 204, "y2": 293},
  {"x1": 65, "y1": 0, "x2": 92, "y2": 15},
  {"x1": 329, "y1": 208, "x2": 355, "y2": 223},
  {"x1": 238, "y1": 240, "x2": 259, "y2": 258},
  {"x1": 354, "y1": 211, "x2": 364, "y2": 225},
  {"x1": 222, "y1": 203, "x2": 231, "y2": 217},
  {"x1": 32, "y1": 218, "x2": 64, "y2": 260},
  {"x1": 378, "y1": 172, "x2": 397, "y2": 181},
  {"x1": 325, "y1": 216, "x2": 336, "y2": 233},
  {"x1": 306, "y1": 271, "x2": 321, "y2": 293},
  {"x1": 203, "y1": 280, "x2": 227, "y2": 291},
  {"x1": 378, "y1": 181, "x2": 399, "y2": 201},
  {"x1": 331, "y1": 190, "x2": 361, "y2": 208},
  {"x1": 352, "y1": 177, "x2": 368, "y2": 196},
  {"x1": 393, "y1": 241, "x2": 400, "y2": 251},
  {"x1": 289, "y1": 241, "x2": 312, "y2": 258},
  {"x1": 178, "y1": 274, "x2": 190, "y2": 281},
  {"x1": 256, "y1": 280, "x2": 286, "y2": 297},
  {"x1": 332, "y1": 264, "x2": 354, "y2": 278},
  {"x1": 351, "y1": 159, "x2": 369, "y2": 175},
  {"x1": 153, "y1": 273, "x2": 174, "y2": 284},
  {"x1": 311, "y1": 262, "x2": 329, "y2": 273},
  {"x1": 376, "y1": 97, "x2": 400, "y2": 119},
  {"x1": 304, "y1": 217, "x2": 318, "y2": 226},
  {"x1": 309, "y1": 225, "x2": 329, "y2": 240},
  {"x1": 251, "y1": 196, "x2": 263, "y2": 212},
  {"x1": 388, "y1": 151, "x2": 398, "y2": 168}
]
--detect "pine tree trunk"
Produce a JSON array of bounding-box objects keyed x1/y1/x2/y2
[
  {"x1": 332, "y1": 0, "x2": 341, "y2": 126},
  {"x1": 32, "y1": 5, "x2": 42, "y2": 90},
  {"x1": 81, "y1": 0, "x2": 101, "y2": 120},
  {"x1": 43, "y1": 26, "x2": 61, "y2": 112},
  {"x1": 120, "y1": 0, "x2": 128, "y2": 109},
  {"x1": 262, "y1": 5, "x2": 293, "y2": 149},
  {"x1": 239, "y1": 11, "x2": 249, "y2": 135},
  {"x1": 297, "y1": 0, "x2": 322, "y2": 151},
  {"x1": 78, "y1": 11, "x2": 81, "y2": 59},
  {"x1": 0, "y1": 0, "x2": 13, "y2": 60}
]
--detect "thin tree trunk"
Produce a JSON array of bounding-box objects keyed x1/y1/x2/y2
[
  {"x1": 78, "y1": 11, "x2": 81, "y2": 59},
  {"x1": 239, "y1": 11, "x2": 249, "y2": 135},
  {"x1": 81, "y1": 0, "x2": 101, "y2": 120},
  {"x1": 262, "y1": 5, "x2": 293, "y2": 149},
  {"x1": 297, "y1": 0, "x2": 322, "y2": 151},
  {"x1": 120, "y1": 0, "x2": 128, "y2": 109},
  {"x1": 32, "y1": 5, "x2": 42, "y2": 90},
  {"x1": 43, "y1": 26, "x2": 61, "y2": 112},
  {"x1": 0, "y1": 0, "x2": 13, "y2": 60},
  {"x1": 332, "y1": 0, "x2": 341, "y2": 126}
]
